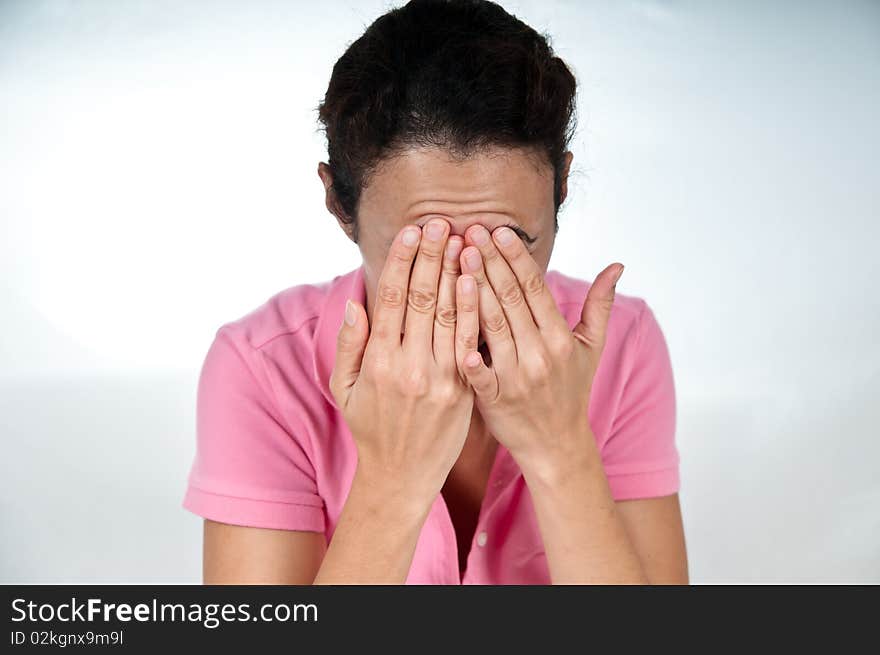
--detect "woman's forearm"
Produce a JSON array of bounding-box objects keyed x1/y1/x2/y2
[
  {"x1": 316, "y1": 221, "x2": 477, "y2": 583},
  {"x1": 521, "y1": 428, "x2": 648, "y2": 585},
  {"x1": 312, "y1": 467, "x2": 434, "y2": 584}
]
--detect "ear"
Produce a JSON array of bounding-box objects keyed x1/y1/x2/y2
[
  {"x1": 317, "y1": 162, "x2": 356, "y2": 243},
  {"x1": 558, "y1": 151, "x2": 574, "y2": 205}
]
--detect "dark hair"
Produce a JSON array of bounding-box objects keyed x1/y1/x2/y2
[{"x1": 316, "y1": 0, "x2": 577, "y2": 241}]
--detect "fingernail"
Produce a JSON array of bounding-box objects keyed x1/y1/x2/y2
[
  {"x1": 461, "y1": 276, "x2": 475, "y2": 293},
  {"x1": 494, "y1": 227, "x2": 515, "y2": 246},
  {"x1": 465, "y1": 249, "x2": 481, "y2": 271},
  {"x1": 402, "y1": 228, "x2": 420, "y2": 247},
  {"x1": 445, "y1": 237, "x2": 463, "y2": 261},
  {"x1": 465, "y1": 351, "x2": 482, "y2": 368},
  {"x1": 344, "y1": 299, "x2": 357, "y2": 326},
  {"x1": 425, "y1": 220, "x2": 446, "y2": 241},
  {"x1": 469, "y1": 225, "x2": 489, "y2": 245},
  {"x1": 613, "y1": 264, "x2": 625, "y2": 285}
]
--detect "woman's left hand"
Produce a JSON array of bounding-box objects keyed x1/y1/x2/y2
[{"x1": 455, "y1": 224, "x2": 624, "y2": 479}]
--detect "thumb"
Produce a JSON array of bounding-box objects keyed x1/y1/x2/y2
[
  {"x1": 572, "y1": 263, "x2": 624, "y2": 357},
  {"x1": 329, "y1": 299, "x2": 369, "y2": 408}
]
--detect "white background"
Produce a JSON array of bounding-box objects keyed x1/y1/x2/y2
[{"x1": 1, "y1": 0, "x2": 877, "y2": 582}]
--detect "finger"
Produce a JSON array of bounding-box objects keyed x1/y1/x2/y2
[
  {"x1": 403, "y1": 218, "x2": 449, "y2": 353},
  {"x1": 465, "y1": 224, "x2": 543, "y2": 354},
  {"x1": 460, "y1": 246, "x2": 518, "y2": 368},
  {"x1": 462, "y1": 350, "x2": 500, "y2": 403},
  {"x1": 371, "y1": 224, "x2": 421, "y2": 347},
  {"x1": 454, "y1": 273, "x2": 480, "y2": 382},
  {"x1": 490, "y1": 225, "x2": 570, "y2": 337},
  {"x1": 329, "y1": 299, "x2": 369, "y2": 409},
  {"x1": 572, "y1": 263, "x2": 624, "y2": 360},
  {"x1": 434, "y1": 235, "x2": 463, "y2": 369}
]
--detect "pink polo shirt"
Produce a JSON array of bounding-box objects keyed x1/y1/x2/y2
[{"x1": 182, "y1": 265, "x2": 679, "y2": 584}]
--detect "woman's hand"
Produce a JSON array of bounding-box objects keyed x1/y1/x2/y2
[
  {"x1": 455, "y1": 224, "x2": 624, "y2": 481},
  {"x1": 453, "y1": 227, "x2": 658, "y2": 585},
  {"x1": 330, "y1": 219, "x2": 476, "y2": 509}
]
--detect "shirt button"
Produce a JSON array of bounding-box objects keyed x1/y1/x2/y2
[{"x1": 476, "y1": 531, "x2": 488, "y2": 547}]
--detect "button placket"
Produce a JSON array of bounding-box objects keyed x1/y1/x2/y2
[{"x1": 460, "y1": 441, "x2": 521, "y2": 584}]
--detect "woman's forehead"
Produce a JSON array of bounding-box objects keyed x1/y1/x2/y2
[{"x1": 358, "y1": 145, "x2": 554, "y2": 232}]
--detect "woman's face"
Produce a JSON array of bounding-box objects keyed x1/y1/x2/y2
[{"x1": 320, "y1": 144, "x2": 572, "y2": 329}]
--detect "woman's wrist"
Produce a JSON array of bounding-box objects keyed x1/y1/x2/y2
[
  {"x1": 349, "y1": 462, "x2": 438, "y2": 528},
  {"x1": 517, "y1": 429, "x2": 648, "y2": 585},
  {"x1": 314, "y1": 465, "x2": 436, "y2": 585},
  {"x1": 514, "y1": 426, "x2": 602, "y2": 490}
]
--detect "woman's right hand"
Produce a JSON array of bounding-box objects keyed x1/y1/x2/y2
[{"x1": 329, "y1": 219, "x2": 477, "y2": 509}]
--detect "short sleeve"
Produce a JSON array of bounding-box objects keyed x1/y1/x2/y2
[
  {"x1": 601, "y1": 302, "x2": 680, "y2": 500},
  {"x1": 182, "y1": 326, "x2": 326, "y2": 532}
]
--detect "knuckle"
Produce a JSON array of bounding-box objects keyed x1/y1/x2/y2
[
  {"x1": 442, "y1": 258, "x2": 460, "y2": 275},
  {"x1": 522, "y1": 272, "x2": 546, "y2": 297},
  {"x1": 435, "y1": 304, "x2": 457, "y2": 328},
  {"x1": 370, "y1": 323, "x2": 396, "y2": 342},
  {"x1": 549, "y1": 334, "x2": 575, "y2": 359},
  {"x1": 417, "y1": 245, "x2": 443, "y2": 263},
  {"x1": 401, "y1": 366, "x2": 430, "y2": 396},
  {"x1": 506, "y1": 380, "x2": 527, "y2": 402},
  {"x1": 335, "y1": 329, "x2": 354, "y2": 351},
  {"x1": 365, "y1": 353, "x2": 392, "y2": 380},
  {"x1": 335, "y1": 338, "x2": 358, "y2": 358},
  {"x1": 484, "y1": 312, "x2": 508, "y2": 335},
  {"x1": 378, "y1": 283, "x2": 406, "y2": 309},
  {"x1": 526, "y1": 352, "x2": 552, "y2": 381},
  {"x1": 390, "y1": 245, "x2": 414, "y2": 265},
  {"x1": 457, "y1": 295, "x2": 477, "y2": 313},
  {"x1": 597, "y1": 297, "x2": 614, "y2": 313},
  {"x1": 457, "y1": 332, "x2": 479, "y2": 351},
  {"x1": 497, "y1": 279, "x2": 525, "y2": 308},
  {"x1": 434, "y1": 381, "x2": 460, "y2": 406},
  {"x1": 480, "y1": 245, "x2": 500, "y2": 263},
  {"x1": 407, "y1": 287, "x2": 437, "y2": 314}
]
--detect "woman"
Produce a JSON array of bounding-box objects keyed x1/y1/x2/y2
[{"x1": 183, "y1": 0, "x2": 687, "y2": 584}]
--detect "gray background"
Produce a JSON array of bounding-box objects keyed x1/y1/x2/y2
[{"x1": 1, "y1": 0, "x2": 878, "y2": 582}]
